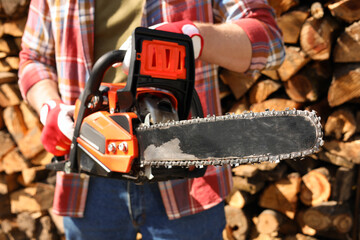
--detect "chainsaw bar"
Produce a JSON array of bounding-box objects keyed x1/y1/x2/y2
[{"x1": 136, "y1": 109, "x2": 323, "y2": 168}]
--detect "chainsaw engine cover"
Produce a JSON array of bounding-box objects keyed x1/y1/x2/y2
[{"x1": 76, "y1": 88, "x2": 206, "y2": 182}]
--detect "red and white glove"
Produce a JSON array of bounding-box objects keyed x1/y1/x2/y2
[
  {"x1": 40, "y1": 99, "x2": 75, "y2": 156},
  {"x1": 119, "y1": 20, "x2": 204, "y2": 73}
]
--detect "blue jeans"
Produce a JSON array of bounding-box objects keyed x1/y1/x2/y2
[{"x1": 64, "y1": 176, "x2": 225, "y2": 240}]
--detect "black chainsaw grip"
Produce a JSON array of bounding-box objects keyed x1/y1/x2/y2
[{"x1": 68, "y1": 50, "x2": 127, "y2": 172}]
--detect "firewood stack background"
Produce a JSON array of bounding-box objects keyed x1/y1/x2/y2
[{"x1": 0, "y1": 0, "x2": 359, "y2": 239}]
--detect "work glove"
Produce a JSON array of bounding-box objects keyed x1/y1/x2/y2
[
  {"x1": 40, "y1": 99, "x2": 75, "y2": 156},
  {"x1": 119, "y1": 20, "x2": 204, "y2": 74}
]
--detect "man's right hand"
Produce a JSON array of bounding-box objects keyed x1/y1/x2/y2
[{"x1": 40, "y1": 99, "x2": 75, "y2": 156}]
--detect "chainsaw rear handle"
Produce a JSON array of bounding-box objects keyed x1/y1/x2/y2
[{"x1": 67, "y1": 49, "x2": 127, "y2": 173}]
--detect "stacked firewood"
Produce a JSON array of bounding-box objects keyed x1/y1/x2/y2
[
  {"x1": 221, "y1": 0, "x2": 360, "y2": 239},
  {"x1": 0, "y1": 0, "x2": 64, "y2": 239}
]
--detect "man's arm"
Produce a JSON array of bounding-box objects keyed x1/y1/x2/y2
[
  {"x1": 195, "y1": 23, "x2": 252, "y2": 73},
  {"x1": 26, "y1": 80, "x2": 61, "y2": 114}
]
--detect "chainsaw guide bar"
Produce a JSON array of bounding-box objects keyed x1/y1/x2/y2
[{"x1": 136, "y1": 109, "x2": 324, "y2": 168}]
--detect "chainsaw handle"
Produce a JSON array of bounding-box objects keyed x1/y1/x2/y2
[{"x1": 69, "y1": 50, "x2": 127, "y2": 173}]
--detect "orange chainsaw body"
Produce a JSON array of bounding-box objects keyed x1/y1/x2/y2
[{"x1": 75, "y1": 83, "x2": 178, "y2": 174}]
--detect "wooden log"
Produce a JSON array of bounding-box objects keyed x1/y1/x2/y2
[
  {"x1": 20, "y1": 101, "x2": 41, "y2": 130},
  {"x1": 226, "y1": 189, "x2": 256, "y2": 209},
  {"x1": 1, "y1": 218, "x2": 27, "y2": 240},
  {"x1": 0, "y1": 130, "x2": 15, "y2": 159},
  {"x1": 0, "y1": 59, "x2": 11, "y2": 72},
  {"x1": 228, "y1": 97, "x2": 249, "y2": 114},
  {"x1": 284, "y1": 61, "x2": 331, "y2": 103},
  {"x1": 328, "y1": 63, "x2": 360, "y2": 107},
  {"x1": 0, "y1": 173, "x2": 19, "y2": 195},
  {"x1": 5, "y1": 56, "x2": 19, "y2": 70},
  {"x1": 30, "y1": 150, "x2": 53, "y2": 166},
  {"x1": 259, "y1": 172, "x2": 301, "y2": 219},
  {"x1": 285, "y1": 233, "x2": 319, "y2": 240},
  {"x1": 299, "y1": 168, "x2": 331, "y2": 206},
  {"x1": 219, "y1": 69, "x2": 260, "y2": 100},
  {"x1": 317, "y1": 149, "x2": 355, "y2": 168},
  {"x1": 36, "y1": 215, "x2": 58, "y2": 240},
  {"x1": 328, "y1": 0, "x2": 360, "y2": 24},
  {"x1": 324, "y1": 108, "x2": 356, "y2": 141},
  {"x1": 48, "y1": 208, "x2": 64, "y2": 235},
  {"x1": 285, "y1": 158, "x2": 319, "y2": 176},
  {"x1": 250, "y1": 98, "x2": 301, "y2": 113},
  {"x1": 323, "y1": 139, "x2": 360, "y2": 164},
  {"x1": 261, "y1": 69, "x2": 279, "y2": 80},
  {"x1": 305, "y1": 98, "x2": 331, "y2": 126},
  {"x1": 255, "y1": 209, "x2": 285, "y2": 235},
  {"x1": 2, "y1": 148, "x2": 29, "y2": 174},
  {"x1": 258, "y1": 163, "x2": 288, "y2": 182},
  {"x1": 277, "y1": 46, "x2": 311, "y2": 82},
  {"x1": 0, "y1": 194, "x2": 11, "y2": 218},
  {"x1": 267, "y1": 0, "x2": 299, "y2": 16},
  {"x1": 0, "y1": 83, "x2": 21, "y2": 107},
  {"x1": 332, "y1": 167, "x2": 355, "y2": 203},
  {"x1": 0, "y1": 37, "x2": 18, "y2": 55},
  {"x1": 0, "y1": 0, "x2": 31, "y2": 19},
  {"x1": 254, "y1": 209, "x2": 298, "y2": 236},
  {"x1": 3, "y1": 17, "x2": 26, "y2": 37},
  {"x1": 16, "y1": 212, "x2": 36, "y2": 239},
  {"x1": 277, "y1": 8, "x2": 309, "y2": 44},
  {"x1": 302, "y1": 201, "x2": 353, "y2": 234},
  {"x1": 17, "y1": 126, "x2": 44, "y2": 159},
  {"x1": 249, "y1": 79, "x2": 281, "y2": 104},
  {"x1": 224, "y1": 205, "x2": 249, "y2": 240},
  {"x1": 232, "y1": 165, "x2": 259, "y2": 178},
  {"x1": 296, "y1": 210, "x2": 317, "y2": 236},
  {"x1": 300, "y1": 15, "x2": 340, "y2": 60},
  {"x1": 9, "y1": 183, "x2": 55, "y2": 214},
  {"x1": 3, "y1": 105, "x2": 27, "y2": 143},
  {"x1": 232, "y1": 176, "x2": 265, "y2": 195},
  {"x1": 310, "y1": 2, "x2": 324, "y2": 20},
  {"x1": 20, "y1": 165, "x2": 48, "y2": 186},
  {"x1": 0, "y1": 71, "x2": 17, "y2": 84},
  {"x1": 333, "y1": 20, "x2": 360, "y2": 63}
]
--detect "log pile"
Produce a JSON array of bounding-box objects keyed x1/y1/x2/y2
[
  {"x1": 0, "y1": 0, "x2": 64, "y2": 239},
  {"x1": 222, "y1": 0, "x2": 360, "y2": 239},
  {"x1": 0, "y1": 0, "x2": 359, "y2": 240}
]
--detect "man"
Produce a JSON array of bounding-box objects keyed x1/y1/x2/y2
[{"x1": 19, "y1": 0, "x2": 285, "y2": 239}]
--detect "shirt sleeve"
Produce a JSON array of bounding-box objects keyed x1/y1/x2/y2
[
  {"x1": 213, "y1": 0, "x2": 285, "y2": 71},
  {"x1": 18, "y1": 0, "x2": 58, "y2": 100}
]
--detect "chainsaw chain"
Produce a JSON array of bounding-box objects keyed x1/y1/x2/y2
[{"x1": 136, "y1": 109, "x2": 324, "y2": 168}]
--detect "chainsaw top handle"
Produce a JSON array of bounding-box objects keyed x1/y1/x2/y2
[{"x1": 67, "y1": 27, "x2": 201, "y2": 173}]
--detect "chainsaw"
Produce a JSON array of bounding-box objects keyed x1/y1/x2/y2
[{"x1": 46, "y1": 27, "x2": 324, "y2": 183}]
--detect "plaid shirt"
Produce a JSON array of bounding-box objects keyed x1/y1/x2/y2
[{"x1": 19, "y1": 0, "x2": 284, "y2": 219}]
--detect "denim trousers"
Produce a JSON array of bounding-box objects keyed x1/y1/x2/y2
[{"x1": 63, "y1": 176, "x2": 226, "y2": 240}]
